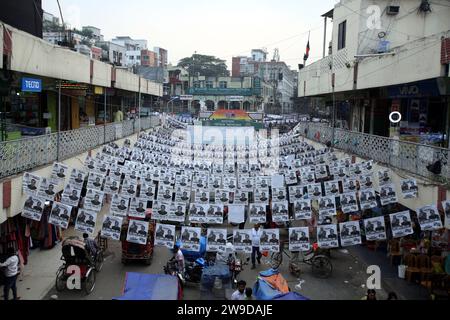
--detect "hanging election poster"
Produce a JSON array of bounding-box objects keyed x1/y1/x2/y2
[
  {"x1": 249, "y1": 203, "x2": 267, "y2": 224},
  {"x1": 359, "y1": 189, "x2": 378, "y2": 210},
  {"x1": 22, "y1": 196, "x2": 45, "y2": 222},
  {"x1": 84, "y1": 189, "x2": 104, "y2": 212},
  {"x1": 180, "y1": 226, "x2": 202, "y2": 252},
  {"x1": 48, "y1": 202, "x2": 72, "y2": 229},
  {"x1": 22, "y1": 172, "x2": 41, "y2": 196},
  {"x1": 154, "y1": 224, "x2": 176, "y2": 249},
  {"x1": 317, "y1": 224, "x2": 339, "y2": 249},
  {"x1": 75, "y1": 209, "x2": 97, "y2": 235},
  {"x1": 206, "y1": 204, "x2": 224, "y2": 224},
  {"x1": 318, "y1": 196, "x2": 337, "y2": 219},
  {"x1": 416, "y1": 205, "x2": 443, "y2": 231},
  {"x1": 259, "y1": 229, "x2": 280, "y2": 252},
  {"x1": 101, "y1": 215, "x2": 123, "y2": 241},
  {"x1": 128, "y1": 197, "x2": 148, "y2": 219},
  {"x1": 293, "y1": 199, "x2": 312, "y2": 220},
  {"x1": 126, "y1": 220, "x2": 149, "y2": 245},
  {"x1": 110, "y1": 194, "x2": 129, "y2": 217},
  {"x1": 233, "y1": 229, "x2": 252, "y2": 254},
  {"x1": 289, "y1": 227, "x2": 310, "y2": 252},
  {"x1": 271, "y1": 201, "x2": 289, "y2": 223},
  {"x1": 51, "y1": 162, "x2": 69, "y2": 182},
  {"x1": 206, "y1": 228, "x2": 227, "y2": 252},
  {"x1": 400, "y1": 179, "x2": 418, "y2": 199},
  {"x1": 379, "y1": 184, "x2": 398, "y2": 206},
  {"x1": 61, "y1": 184, "x2": 81, "y2": 207},
  {"x1": 390, "y1": 211, "x2": 414, "y2": 238},
  {"x1": 340, "y1": 192, "x2": 359, "y2": 214},
  {"x1": 364, "y1": 216, "x2": 387, "y2": 241},
  {"x1": 339, "y1": 221, "x2": 362, "y2": 246}
]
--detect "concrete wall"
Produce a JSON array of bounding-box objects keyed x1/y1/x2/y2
[
  {"x1": 92, "y1": 59, "x2": 112, "y2": 87},
  {"x1": 114, "y1": 68, "x2": 140, "y2": 92}
]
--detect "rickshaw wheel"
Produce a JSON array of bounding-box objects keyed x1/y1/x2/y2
[
  {"x1": 55, "y1": 267, "x2": 67, "y2": 292},
  {"x1": 95, "y1": 251, "x2": 104, "y2": 271},
  {"x1": 84, "y1": 270, "x2": 96, "y2": 295},
  {"x1": 311, "y1": 255, "x2": 332, "y2": 279}
]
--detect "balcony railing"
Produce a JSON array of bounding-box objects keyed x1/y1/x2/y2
[
  {"x1": 294, "y1": 122, "x2": 450, "y2": 184},
  {"x1": 0, "y1": 117, "x2": 158, "y2": 180},
  {"x1": 187, "y1": 88, "x2": 261, "y2": 96}
]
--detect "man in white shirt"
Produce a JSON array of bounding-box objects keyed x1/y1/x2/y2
[
  {"x1": 173, "y1": 245, "x2": 185, "y2": 274},
  {"x1": 251, "y1": 224, "x2": 263, "y2": 269},
  {"x1": 0, "y1": 248, "x2": 20, "y2": 300},
  {"x1": 231, "y1": 280, "x2": 247, "y2": 300}
]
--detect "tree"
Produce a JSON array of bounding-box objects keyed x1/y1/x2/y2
[{"x1": 177, "y1": 54, "x2": 229, "y2": 77}]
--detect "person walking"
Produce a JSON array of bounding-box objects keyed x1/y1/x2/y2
[
  {"x1": 0, "y1": 248, "x2": 21, "y2": 300},
  {"x1": 251, "y1": 224, "x2": 263, "y2": 269}
]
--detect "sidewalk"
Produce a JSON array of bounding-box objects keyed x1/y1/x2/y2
[{"x1": 348, "y1": 245, "x2": 430, "y2": 300}]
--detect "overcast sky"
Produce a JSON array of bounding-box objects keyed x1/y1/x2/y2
[{"x1": 43, "y1": 0, "x2": 337, "y2": 69}]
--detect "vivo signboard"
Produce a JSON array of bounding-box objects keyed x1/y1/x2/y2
[{"x1": 21, "y1": 78, "x2": 42, "y2": 92}]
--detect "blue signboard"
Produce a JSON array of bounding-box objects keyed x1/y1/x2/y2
[
  {"x1": 21, "y1": 78, "x2": 42, "y2": 92},
  {"x1": 387, "y1": 79, "x2": 440, "y2": 99}
]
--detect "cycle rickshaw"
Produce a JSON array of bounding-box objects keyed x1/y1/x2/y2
[{"x1": 55, "y1": 236, "x2": 104, "y2": 294}]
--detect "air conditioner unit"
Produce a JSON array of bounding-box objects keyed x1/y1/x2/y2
[{"x1": 387, "y1": 6, "x2": 400, "y2": 15}]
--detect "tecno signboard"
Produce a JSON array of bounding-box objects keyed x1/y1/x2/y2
[{"x1": 21, "y1": 78, "x2": 42, "y2": 92}]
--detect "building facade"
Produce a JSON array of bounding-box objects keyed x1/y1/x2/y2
[{"x1": 298, "y1": 0, "x2": 450, "y2": 147}]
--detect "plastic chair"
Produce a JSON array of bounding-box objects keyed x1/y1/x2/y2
[{"x1": 404, "y1": 254, "x2": 420, "y2": 282}]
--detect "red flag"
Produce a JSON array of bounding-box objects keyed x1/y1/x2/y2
[{"x1": 304, "y1": 40, "x2": 310, "y2": 61}]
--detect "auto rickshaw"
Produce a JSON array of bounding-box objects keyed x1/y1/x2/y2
[{"x1": 120, "y1": 218, "x2": 155, "y2": 265}]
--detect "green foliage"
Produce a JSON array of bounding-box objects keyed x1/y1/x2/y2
[{"x1": 177, "y1": 54, "x2": 229, "y2": 77}]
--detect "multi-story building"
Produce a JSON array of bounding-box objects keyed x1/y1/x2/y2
[
  {"x1": 154, "y1": 47, "x2": 168, "y2": 68},
  {"x1": 251, "y1": 49, "x2": 268, "y2": 62},
  {"x1": 91, "y1": 46, "x2": 102, "y2": 61},
  {"x1": 298, "y1": 0, "x2": 450, "y2": 146},
  {"x1": 125, "y1": 50, "x2": 142, "y2": 68},
  {"x1": 82, "y1": 26, "x2": 104, "y2": 41},
  {"x1": 96, "y1": 41, "x2": 126, "y2": 66},
  {"x1": 141, "y1": 50, "x2": 158, "y2": 67},
  {"x1": 112, "y1": 36, "x2": 147, "y2": 51}
]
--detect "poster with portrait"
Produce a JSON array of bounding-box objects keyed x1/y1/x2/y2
[
  {"x1": 154, "y1": 224, "x2": 176, "y2": 249},
  {"x1": 22, "y1": 196, "x2": 45, "y2": 222},
  {"x1": 180, "y1": 226, "x2": 202, "y2": 252},
  {"x1": 289, "y1": 227, "x2": 310, "y2": 252},
  {"x1": 332, "y1": 166, "x2": 348, "y2": 180},
  {"x1": 361, "y1": 160, "x2": 374, "y2": 174},
  {"x1": 249, "y1": 203, "x2": 267, "y2": 224},
  {"x1": 175, "y1": 186, "x2": 191, "y2": 203},
  {"x1": 158, "y1": 184, "x2": 174, "y2": 201},
  {"x1": 164, "y1": 202, "x2": 186, "y2": 223},
  {"x1": 104, "y1": 176, "x2": 120, "y2": 195},
  {"x1": 318, "y1": 196, "x2": 337, "y2": 218},
  {"x1": 128, "y1": 197, "x2": 148, "y2": 219},
  {"x1": 206, "y1": 228, "x2": 227, "y2": 252},
  {"x1": 255, "y1": 176, "x2": 271, "y2": 189},
  {"x1": 193, "y1": 174, "x2": 209, "y2": 189},
  {"x1": 152, "y1": 200, "x2": 172, "y2": 221},
  {"x1": 339, "y1": 221, "x2": 362, "y2": 246},
  {"x1": 176, "y1": 174, "x2": 192, "y2": 188},
  {"x1": 254, "y1": 188, "x2": 270, "y2": 204},
  {"x1": 259, "y1": 229, "x2": 280, "y2": 252},
  {"x1": 340, "y1": 192, "x2": 359, "y2": 214},
  {"x1": 48, "y1": 202, "x2": 72, "y2": 229},
  {"x1": 314, "y1": 164, "x2": 328, "y2": 180},
  {"x1": 233, "y1": 229, "x2": 252, "y2": 253},
  {"x1": 400, "y1": 179, "x2": 418, "y2": 199},
  {"x1": 75, "y1": 209, "x2": 97, "y2": 235},
  {"x1": 234, "y1": 189, "x2": 249, "y2": 205},
  {"x1": 273, "y1": 187, "x2": 287, "y2": 201},
  {"x1": 84, "y1": 156, "x2": 96, "y2": 172},
  {"x1": 285, "y1": 170, "x2": 298, "y2": 185},
  {"x1": 271, "y1": 201, "x2": 289, "y2": 223},
  {"x1": 441, "y1": 200, "x2": 450, "y2": 230},
  {"x1": 101, "y1": 215, "x2": 123, "y2": 241},
  {"x1": 194, "y1": 188, "x2": 210, "y2": 204},
  {"x1": 359, "y1": 174, "x2": 375, "y2": 190},
  {"x1": 324, "y1": 180, "x2": 340, "y2": 197},
  {"x1": 22, "y1": 172, "x2": 41, "y2": 196},
  {"x1": 293, "y1": 199, "x2": 312, "y2": 220},
  {"x1": 239, "y1": 176, "x2": 255, "y2": 191},
  {"x1": 223, "y1": 176, "x2": 237, "y2": 190},
  {"x1": 84, "y1": 189, "x2": 104, "y2": 212},
  {"x1": 390, "y1": 211, "x2": 414, "y2": 238},
  {"x1": 188, "y1": 203, "x2": 209, "y2": 224},
  {"x1": 126, "y1": 220, "x2": 149, "y2": 245},
  {"x1": 37, "y1": 177, "x2": 58, "y2": 201},
  {"x1": 364, "y1": 216, "x2": 387, "y2": 241},
  {"x1": 87, "y1": 172, "x2": 105, "y2": 191},
  {"x1": 215, "y1": 189, "x2": 233, "y2": 205},
  {"x1": 208, "y1": 175, "x2": 222, "y2": 189},
  {"x1": 342, "y1": 178, "x2": 358, "y2": 193},
  {"x1": 205, "y1": 204, "x2": 224, "y2": 224},
  {"x1": 289, "y1": 185, "x2": 305, "y2": 203},
  {"x1": 379, "y1": 184, "x2": 398, "y2": 206},
  {"x1": 358, "y1": 189, "x2": 378, "y2": 210},
  {"x1": 307, "y1": 183, "x2": 323, "y2": 199},
  {"x1": 51, "y1": 162, "x2": 69, "y2": 182},
  {"x1": 95, "y1": 162, "x2": 110, "y2": 176},
  {"x1": 109, "y1": 164, "x2": 124, "y2": 181},
  {"x1": 69, "y1": 168, "x2": 87, "y2": 190},
  {"x1": 378, "y1": 169, "x2": 392, "y2": 186},
  {"x1": 416, "y1": 205, "x2": 443, "y2": 231},
  {"x1": 317, "y1": 224, "x2": 339, "y2": 249},
  {"x1": 110, "y1": 194, "x2": 129, "y2": 217},
  {"x1": 61, "y1": 184, "x2": 81, "y2": 207}
]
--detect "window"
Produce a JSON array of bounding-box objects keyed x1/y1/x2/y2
[
  {"x1": 193, "y1": 81, "x2": 200, "y2": 88},
  {"x1": 338, "y1": 20, "x2": 346, "y2": 50},
  {"x1": 219, "y1": 81, "x2": 227, "y2": 89},
  {"x1": 205, "y1": 81, "x2": 213, "y2": 89}
]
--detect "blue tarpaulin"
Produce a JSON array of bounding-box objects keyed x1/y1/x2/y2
[
  {"x1": 273, "y1": 292, "x2": 310, "y2": 300},
  {"x1": 113, "y1": 273, "x2": 179, "y2": 300},
  {"x1": 253, "y1": 277, "x2": 281, "y2": 300}
]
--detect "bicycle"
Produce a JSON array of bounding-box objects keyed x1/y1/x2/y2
[{"x1": 270, "y1": 241, "x2": 332, "y2": 279}]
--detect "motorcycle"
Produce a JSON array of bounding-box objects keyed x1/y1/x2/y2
[
  {"x1": 164, "y1": 257, "x2": 205, "y2": 287},
  {"x1": 227, "y1": 254, "x2": 249, "y2": 288}
]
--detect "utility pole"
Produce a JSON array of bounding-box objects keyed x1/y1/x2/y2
[
  {"x1": 57, "y1": 80, "x2": 61, "y2": 160},
  {"x1": 104, "y1": 88, "x2": 107, "y2": 143}
]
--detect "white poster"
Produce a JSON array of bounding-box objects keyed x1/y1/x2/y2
[
  {"x1": 87, "y1": 172, "x2": 105, "y2": 191},
  {"x1": 378, "y1": 169, "x2": 392, "y2": 186},
  {"x1": 417, "y1": 205, "x2": 443, "y2": 231},
  {"x1": 22, "y1": 196, "x2": 45, "y2": 222},
  {"x1": 379, "y1": 184, "x2": 398, "y2": 206},
  {"x1": 194, "y1": 188, "x2": 210, "y2": 204},
  {"x1": 104, "y1": 176, "x2": 120, "y2": 195},
  {"x1": 206, "y1": 228, "x2": 227, "y2": 252},
  {"x1": 223, "y1": 176, "x2": 237, "y2": 190},
  {"x1": 317, "y1": 224, "x2": 339, "y2": 249},
  {"x1": 48, "y1": 202, "x2": 72, "y2": 229},
  {"x1": 271, "y1": 201, "x2": 289, "y2": 223},
  {"x1": 249, "y1": 203, "x2": 267, "y2": 224},
  {"x1": 289, "y1": 186, "x2": 305, "y2": 203},
  {"x1": 271, "y1": 174, "x2": 285, "y2": 188},
  {"x1": 175, "y1": 186, "x2": 191, "y2": 203},
  {"x1": 314, "y1": 164, "x2": 328, "y2": 180},
  {"x1": 152, "y1": 200, "x2": 172, "y2": 221},
  {"x1": 441, "y1": 200, "x2": 450, "y2": 229},
  {"x1": 206, "y1": 204, "x2": 224, "y2": 224},
  {"x1": 342, "y1": 178, "x2": 358, "y2": 193},
  {"x1": 239, "y1": 176, "x2": 255, "y2": 191},
  {"x1": 359, "y1": 174, "x2": 375, "y2": 190},
  {"x1": 69, "y1": 168, "x2": 87, "y2": 190},
  {"x1": 254, "y1": 188, "x2": 270, "y2": 204},
  {"x1": 273, "y1": 187, "x2": 287, "y2": 201},
  {"x1": 228, "y1": 205, "x2": 246, "y2": 224},
  {"x1": 339, "y1": 221, "x2": 362, "y2": 246},
  {"x1": 164, "y1": 202, "x2": 186, "y2": 223},
  {"x1": 188, "y1": 203, "x2": 209, "y2": 223},
  {"x1": 255, "y1": 176, "x2": 270, "y2": 189},
  {"x1": 37, "y1": 177, "x2": 57, "y2": 201},
  {"x1": 51, "y1": 162, "x2": 69, "y2": 182},
  {"x1": 127, "y1": 220, "x2": 149, "y2": 245},
  {"x1": 364, "y1": 216, "x2": 387, "y2": 241},
  {"x1": 22, "y1": 172, "x2": 41, "y2": 196},
  {"x1": 154, "y1": 224, "x2": 176, "y2": 249},
  {"x1": 289, "y1": 227, "x2": 310, "y2": 252},
  {"x1": 359, "y1": 189, "x2": 378, "y2": 210},
  {"x1": 216, "y1": 190, "x2": 233, "y2": 205},
  {"x1": 158, "y1": 184, "x2": 174, "y2": 201},
  {"x1": 285, "y1": 171, "x2": 298, "y2": 185},
  {"x1": 390, "y1": 211, "x2": 414, "y2": 238},
  {"x1": 260, "y1": 229, "x2": 280, "y2": 252},
  {"x1": 234, "y1": 190, "x2": 249, "y2": 205},
  {"x1": 324, "y1": 180, "x2": 340, "y2": 197},
  {"x1": 307, "y1": 183, "x2": 323, "y2": 199},
  {"x1": 110, "y1": 194, "x2": 129, "y2": 217},
  {"x1": 180, "y1": 226, "x2": 202, "y2": 252},
  {"x1": 340, "y1": 192, "x2": 359, "y2": 214},
  {"x1": 233, "y1": 229, "x2": 252, "y2": 253},
  {"x1": 61, "y1": 184, "x2": 81, "y2": 207},
  {"x1": 75, "y1": 209, "x2": 97, "y2": 235},
  {"x1": 85, "y1": 156, "x2": 96, "y2": 172},
  {"x1": 293, "y1": 199, "x2": 312, "y2": 220},
  {"x1": 128, "y1": 197, "x2": 148, "y2": 219},
  {"x1": 101, "y1": 215, "x2": 123, "y2": 241},
  {"x1": 400, "y1": 179, "x2": 418, "y2": 199},
  {"x1": 319, "y1": 196, "x2": 337, "y2": 218},
  {"x1": 84, "y1": 189, "x2": 104, "y2": 212},
  {"x1": 121, "y1": 179, "x2": 138, "y2": 198}
]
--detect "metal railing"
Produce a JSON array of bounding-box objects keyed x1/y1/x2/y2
[
  {"x1": 0, "y1": 117, "x2": 159, "y2": 180},
  {"x1": 294, "y1": 122, "x2": 450, "y2": 184}
]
